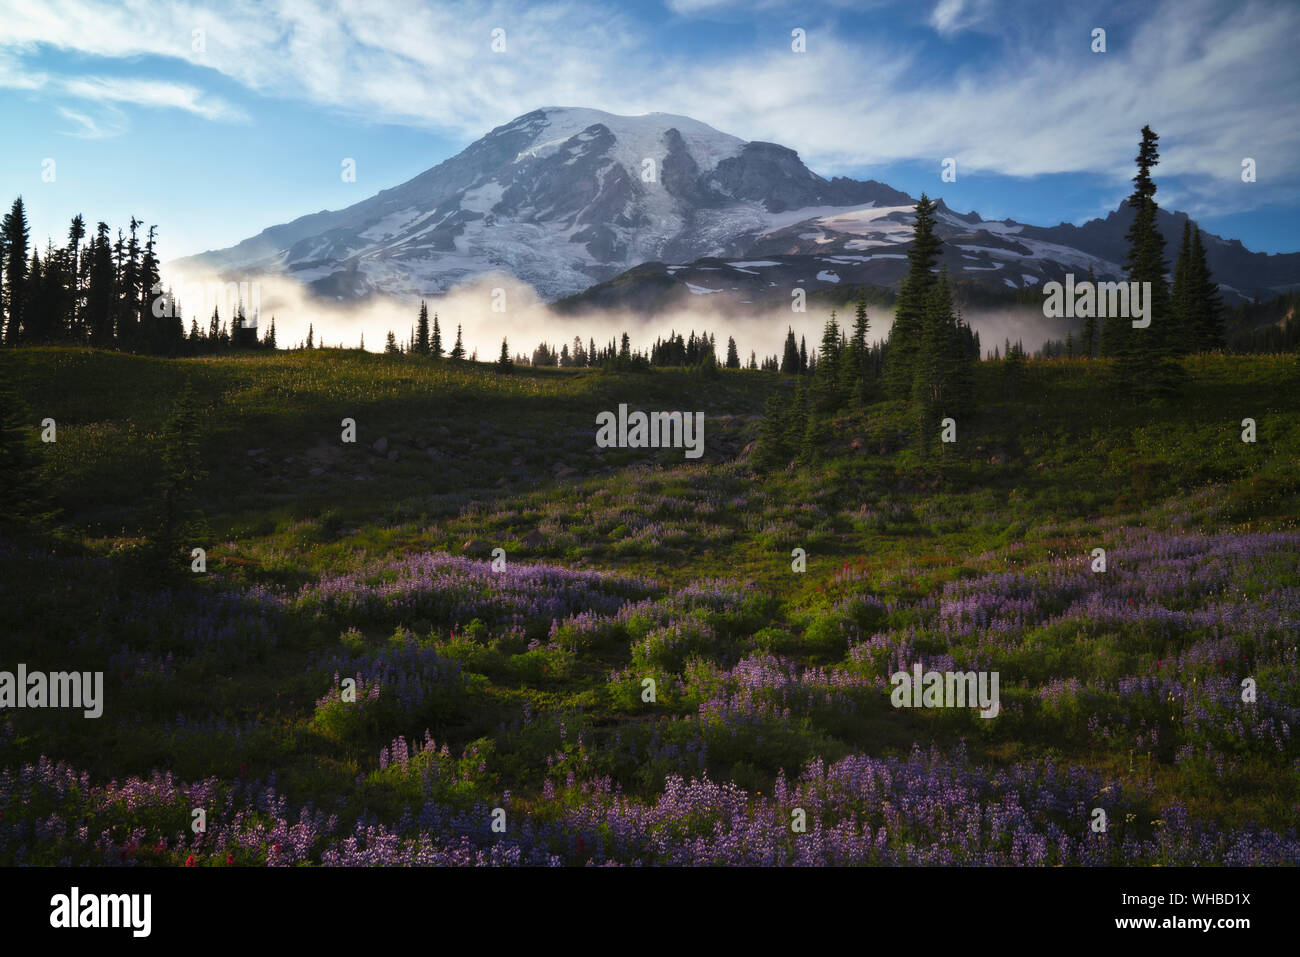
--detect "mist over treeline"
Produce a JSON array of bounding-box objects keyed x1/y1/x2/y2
[{"x1": 158, "y1": 266, "x2": 1083, "y2": 364}]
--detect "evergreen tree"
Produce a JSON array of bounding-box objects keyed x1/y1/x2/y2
[
  {"x1": 306, "y1": 323, "x2": 315, "y2": 350},
  {"x1": 432, "y1": 312, "x2": 444, "y2": 358},
  {"x1": 497, "y1": 337, "x2": 514, "y2": 373},
  {"x1": 809, "y1": 311, "x2": 842, "y2": 412},
  {"x1": 415, "y1": 301, "x2": 430, "y2": 355},
  {"x1": 451, "y1": 324, "x2": 466, "y2": 360},
  {"x1": 884, "y1": 193, "x2": 942, "y2": 398},
  {"x1": 1117, "y1": 125, "x2": 1179, "y2": 396},
  {"x1": 780, "y1": 327, "x2": 799, "y2": 373},
  {"x1": 384, "y1": 330, "x2": 399, "y2": 353},
  {"x1": 67, "y1": 214, "x2": 86, "y2": 341},
  {"x1": 1189, "y1": 227, "x2": 1224, "y2": 350},
  {"x1": 725, "y1": 335, "x2": 740, "y2": 369},
  {"x1": 85, "y1": 224, "x2": 114, "y2": 346},
  {"x1": 847, "y1": 286, "x2": 871, "y2": 396},
  {"x1": 265, "y1": 317, "x2": 277, "y2": 349},
  {"x1": 2, "y1": 197, "x2": 30, "y2": 345}
]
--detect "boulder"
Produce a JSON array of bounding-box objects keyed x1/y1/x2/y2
[{"x1": 462, "y1": 538, "x2": 491, "y2": 557}]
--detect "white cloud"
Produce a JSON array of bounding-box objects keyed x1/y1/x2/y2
[
  {"x1": 0, "y1": 0, "x2": 1294, "y2": 208},
  {"x1": 56, "y1": 105, "x2": 126, "y2": 139},
  {"x1": 61, "y1": 76, "x2": 245, "y2": 121}
]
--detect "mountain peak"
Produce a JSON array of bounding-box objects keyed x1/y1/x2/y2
[{"x1": 170, "y1": 108, "x2": 1297, "y2": 306}]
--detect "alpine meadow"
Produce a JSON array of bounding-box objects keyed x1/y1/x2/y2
[{"x1": 1, "y1": 0, "x2": 1298, "y2": 939}]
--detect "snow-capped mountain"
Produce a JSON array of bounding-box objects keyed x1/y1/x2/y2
[{"x1": 171, "y1": 107, "x2": 1300, "y2": 307}]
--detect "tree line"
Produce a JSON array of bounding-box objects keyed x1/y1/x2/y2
[{"x1": 0, "y1": 196, "x2": 278, "y2": 355}]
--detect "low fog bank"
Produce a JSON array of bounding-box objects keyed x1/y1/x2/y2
[{"x1": 160, "y1": 266, "x2": 1075, "y2": 363}]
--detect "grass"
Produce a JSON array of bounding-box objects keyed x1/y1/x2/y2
[{"x1": 1, "y1": 345, "x2": 1297, "y2": 865}]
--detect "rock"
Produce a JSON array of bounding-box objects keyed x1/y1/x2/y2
[
  {"x1": 462, "y1": 538, "x2": 491, "y2": 557},
  {"x1": 521, "y1": 529, "x2": 546, "y2": 548},
  {"x1": 373, "y1": 436, "x2": 389, "y2": 455},
  {"x1": 495, "y1": 476, "x2": 508, "y2": 486},
  {"x1": 386, "y1": 450, "x2": 399, "y2": 462},
  {"x1": 555, "y1": 466, "x2": 578, "y2": 479},
  {"x1": 309, "y1": 466, "x2": 326, "y2": 476}
]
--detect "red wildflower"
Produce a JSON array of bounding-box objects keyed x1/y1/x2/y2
[
  {"x1": 185, "y1": 855, "x2": 196, "y2": 867},
  {"x1": 226, "y1": 853, "x2": 235, "y2": 866}
]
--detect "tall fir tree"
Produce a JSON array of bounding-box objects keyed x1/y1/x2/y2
[
  {"x1": 809, "y1": 311, "x2": 842, "y2": 412},
  {"x1": 1117, "y1": 125, "x2": 1179, "y2": 396},
  {"x1": 884, "y1": 193, "x2": 942, "y2": 399},
  {"x1": 2, "y1": 197, "x2": 30, "y2": 345},
  {"x1": 497, "y1": 337, "x2": 514, "y2": 373},
  {"x1": 451, "y1": 324, "x2": 466, "y2": 360},
  {"x1": 431, "y1": 312, "x2": 444, "y2": 358},
  {"x1": 1189, "y1": 227, "x2": 1224, "y2": 351},
  {"x1": 846, "y1": 287, "x2": 871, "y2": 397},
  {"x1": 780, "y1": 327, "x2": 799, "y2": 373},
  {"x1": 725, "y1": 335, "x2": 740, "y2": 368},
  {"x1": 415, "y1": 300, "x2": 430, "y2": 354},
  {"x1": 67, "y1": 214, "x2": 86, "y2": 341}
]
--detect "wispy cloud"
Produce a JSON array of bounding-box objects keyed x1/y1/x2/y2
[
  {"x1": 60, "y1": 76, "x2": 245, "y2": 122},
  {"x1": 56, "y1": 105, "x2": 126, "y2": 139}
]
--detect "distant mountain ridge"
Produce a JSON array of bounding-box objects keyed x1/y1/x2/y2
[{"x1": 171, "y1": 107, "x2": 1300, "y2": 309}]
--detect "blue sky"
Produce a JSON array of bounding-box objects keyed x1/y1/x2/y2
[{"x1": 2, "y1": 0, "x2": 1297, "y2": 263}]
